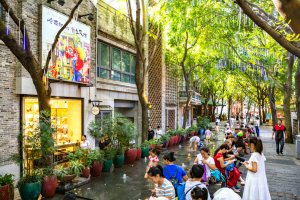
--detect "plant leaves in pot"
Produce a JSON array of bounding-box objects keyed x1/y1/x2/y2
[
  {"x1": 0, "y1": 174, "x2": 14, "y2": 200},
  {"x1": 41, "y1": 168, "x2": 58, "y2": 198}
]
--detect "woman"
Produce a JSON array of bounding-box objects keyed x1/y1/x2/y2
[
  {"x1": 214, "y1": 144, "x2": 240, "y2": 192},
  {"x1": 80, "y1": 134, "x2": 90, "y2": 149},
  {"x1": 242, "y1": 137, "x2": 271, "y2": 200},
  {"x1": 185, "y1": 165, "x2": 211, "y2": 200},
  {"x1": 147, "y1": 165, "x2": 176, "y2": 200},
  {"x1": 163, "y1": 152, "x2": 188, "y2": 189},
  {"x1": 194, "y1": 147, "x2": 216, "y2": 183}
]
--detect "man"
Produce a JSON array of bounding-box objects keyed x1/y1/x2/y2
[
  {"x1": 148, "y1": 126, "x2": 155, "y2": 141},
  {"x1": 155, "y1": 126, "x2": 163, "y2": 139},
  {"x1": 272, "y1": 119, "x2": 287, "y2": 156}
]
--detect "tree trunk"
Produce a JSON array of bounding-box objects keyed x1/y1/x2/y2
[
  {"x1": 227, "y1": 96, "x2": 232, "y2": 120},
  {"x1": 262, "y1": 98, "x2": 266, "y2": 123},
  {"x1": 219, "y1": 97, "x2": 225, "y2": 119},
  {"x1": 295, "y1": 58, "x2": 300, "y2": 134},
  {"x1": 268, "y1": 85, "x2": 278, "y2": 127},
  {"x1": 183, "y1": 82, "x2": 192, "y2": 129},
  {"x1": 284, "y1": 53, "x2": 294, "y2": 143}
]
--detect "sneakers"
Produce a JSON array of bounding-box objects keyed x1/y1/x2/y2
[
  {"x1": 280, "y1": 153, "x2": 284, "y2": 156},
  {"x1": 240, "y1": 180, "x2": 245, "y2": 185}
]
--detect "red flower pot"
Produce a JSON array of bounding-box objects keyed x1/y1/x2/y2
[
  {"x1": 125, "y1": 148, "x2": 137, "y2": 165},
  {"x1": 91, "y1": 161, "x2": 103, "y2": 177},
  {"x1": 0, "y1": 184, "x2": 14, "y2": 200},
  {"x1": 177, "y1": 135, "x2": 181, "y2": 144},
  {"x1": 165, "y1": 141, "x2": 170, "y2": 148},
  {"x1": 82, "y1": 167, "x2": 90, "y2": 178},
  {"x1": 42, "y1": 175, "x2": 58, "y2": 198},
  {"x1": 136, "y1": 149, "x2": 142, "y2": 160},
  {"x1": 172, "y1": 136, "x2": 177, "y2": 145}
]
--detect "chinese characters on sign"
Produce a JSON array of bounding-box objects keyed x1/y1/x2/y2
[{"x1": 42, "y1": 6, "x2": 91, "y2": 84}]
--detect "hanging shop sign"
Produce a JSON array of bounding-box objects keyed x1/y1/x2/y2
[
  {"x1": 91, "y1": 106, "x2": 100, "y2": 115},
  {"x1": 41, "y1": 6, "x2": 91, "y2": 84}
]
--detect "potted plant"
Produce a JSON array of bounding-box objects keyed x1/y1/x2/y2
[
  {"x1": 161, "y1": 133, "x2": 171, "y2": 148},
  {"x1": 14, "y1": 112, "x2": 54, "y2": 200},
  {"x1": 90, "y1": 149, "x2": 105, "y2": 177},
  {"x1": 141, "y1": 141, "x2": 150, "y2": 158},
  {"x1": 114, "y1": 146, "x2": 126, "y2": 168},
  {"x1": 0, "y1": 174, "x2": 14, "y2": 200},
  {"x1": 69, "y1": 160, "x2": 84, "y2": 177},
  {"x1": 41, "y1": 168, "x2": 58, "y2": 198},
  {"x1": 55, "y1": 165, "x2": 76, "y2": 183},
  {"x1": 135, "y1": 145, "x2": 142, "y2": 160},
  {"x1": 103, "y1": 146, "x2": 116, "y2": 172}
]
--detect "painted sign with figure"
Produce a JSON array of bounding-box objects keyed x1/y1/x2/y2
[{"x1": 41, "y1": 6, "x2": 91, "y2": 84}]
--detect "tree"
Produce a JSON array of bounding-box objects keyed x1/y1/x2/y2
[
  {"x1": 0, "y1": 0, "x2": 83, "y2": 164},
  {"x1": 126, "y1": 0, "x2": 160, "y2": 141}
]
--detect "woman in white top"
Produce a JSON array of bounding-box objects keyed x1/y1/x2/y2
[
  {"x1": 80, "y1": 134, "x2": 90, "y2": 149},
  {"x1": 194, "y1": 147, "x2": 216, "y2": 181},
  {"x1": 242, "y1": 136, "x2": 271, "y2": 200}
]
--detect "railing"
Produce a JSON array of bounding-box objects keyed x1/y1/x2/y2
[{"x1": 179, "y1": 90, "x2": 201, "y2": 105}]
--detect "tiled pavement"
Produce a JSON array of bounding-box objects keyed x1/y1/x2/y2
[{"x1": 14, "y1": 125, "x2": 300, "y2": 200}]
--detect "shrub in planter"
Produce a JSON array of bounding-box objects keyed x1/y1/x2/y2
[
  {"x1": 136, "y1": 148, "x2": 142, "y2": 160},
  {"x1": 114, "y1": 147, "x2": 125, "y2": 168},
  {"x1": 18, "y1": 175, "x2": 42, "y2": 200},
  {"x1": 103, "y1": 147, "x2": 116, "y2": 172},
  {"x1": 90, "y1": 149, "x2": 105, "y2": 177},
  {"x1": 41, "y1": 168, "x2": 58, "y2": 198},
  {"x1": 0, "y1": 174, "x2": 14, "y2": 200},
  {"x1": 141, "y1": 141, "x2": 150, "y2": 158},
  {"x1": 125, "y1": 148, "x2": 138, "y2": 165}
]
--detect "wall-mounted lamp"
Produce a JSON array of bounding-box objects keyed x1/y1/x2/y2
[
  {"x1": 47, "y1": 0, "x2": 65, "y2": 6},
  {"x1": 79, "y1": 13, "x2": 94, "y2": 21}
]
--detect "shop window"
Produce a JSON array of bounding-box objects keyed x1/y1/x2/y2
[
  {"x1": 97, "y1": 41, "x2": 136, "y2": 84},
  {"x1": 24, "y1": 97, "x2": 82, "y2": 145}
]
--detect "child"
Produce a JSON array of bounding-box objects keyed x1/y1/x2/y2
[
  {"x1": 205, "y1": 128, "x2": 212, "y2": 146},
  {"x1": 189, "y1": 136, "x2": 201, "y2": 151},
  {"x1": 144, "y1": 148, "x2": 160, "y2": 179}
]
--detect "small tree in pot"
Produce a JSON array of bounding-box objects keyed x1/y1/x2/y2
[{"x1": 90, "y1": 149, "x2": 105, "y2": 177}]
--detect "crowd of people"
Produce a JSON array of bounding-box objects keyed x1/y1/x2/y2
[{"x1": 144, "y1": 120, "x2": 273, "y2": 200}]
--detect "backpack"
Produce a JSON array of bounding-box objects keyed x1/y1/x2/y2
[
  {"x1": 177, "y1": 182, "x2": 202, "y2": 200},
  {"x1": 165, "y1": 167, "x2": 179, "y2": 191}
]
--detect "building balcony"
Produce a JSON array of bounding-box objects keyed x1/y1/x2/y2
[{"x1": 179, "y1": 90, "x2": 202, "y2": 105}]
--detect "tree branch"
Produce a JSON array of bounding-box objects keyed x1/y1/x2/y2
[
  {"x1": 0, "y1": 0, "x2": 31, "y2": 50},
  {"x1": 235, "y1": 0, "x2": 300, "y2": 57},
  {"x1": 44, "y1": 0, "x2": 83, "y2": 73}
]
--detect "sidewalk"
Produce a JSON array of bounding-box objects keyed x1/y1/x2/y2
[{"x1": 259, "y1": 126, "x2": 300, "y2": 200}]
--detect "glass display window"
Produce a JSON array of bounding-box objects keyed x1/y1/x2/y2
[{"x1": 23, "y1": 97, "x2": 82, "y2": 146}]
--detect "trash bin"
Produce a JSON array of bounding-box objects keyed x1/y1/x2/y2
[{"x1": 297, "y1": 135, "x2": 300, "y2": 160}]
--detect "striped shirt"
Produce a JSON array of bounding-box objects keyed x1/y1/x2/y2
[{"x1": 155, "y1": 178, "x2": 176, "y2": 200}]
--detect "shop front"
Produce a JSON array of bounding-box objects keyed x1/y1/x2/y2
[{"x1": 22, "y1": 96, "x2": 83, "y2": 164}]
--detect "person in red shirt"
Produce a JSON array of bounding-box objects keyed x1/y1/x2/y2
[
  {"x1": 213, "y1": 144, "x2": 235, "y2": 175},
  {"x1": 272, "y1": 119, "x2": 287, "y2": 155}
]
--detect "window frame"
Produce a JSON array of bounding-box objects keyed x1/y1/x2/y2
[{"x1": 97, "y1": 41, "x2": 136, "y2": 84}]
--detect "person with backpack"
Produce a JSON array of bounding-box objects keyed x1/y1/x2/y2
[
  {"x1": 146, "y1": 165, "x2": 176, "y2": 200},
  {"x1": 184, "y1": 165, "x2": 211, "y2": 200},
  {"x1": 163, "y1": 152, "x2": 188, "y2": 194}
]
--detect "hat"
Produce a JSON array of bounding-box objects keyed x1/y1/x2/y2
[{"x1": 237, "y1": 132, "x2": 243, "y2": 137}]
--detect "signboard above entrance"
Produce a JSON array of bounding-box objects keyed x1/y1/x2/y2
[{"x1": 41, "y1": 6, "x2": 91, "y2": 84}]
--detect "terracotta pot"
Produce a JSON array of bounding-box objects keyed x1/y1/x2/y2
[
  {"x1": 0, "y1": 184, "x2": 14, "y2": 200},
  {"x1": 125, "y1": 148, "x2": 137, "y2": 165},
  {"x1": 136, "y1": 149, "x2": 142, "y2": 160},
  {"x1": 42, "y1": 175, "x2": 58, "y2": 198},
  {"x1": 82, "y1": 167, "x2": 90, "y2": 178},
  {"x1": 91, "y1": 161, "x2": 103, "y2": 177},
  {"x1": 63, "y1": 174, "x2": 76, "y2": 183}
]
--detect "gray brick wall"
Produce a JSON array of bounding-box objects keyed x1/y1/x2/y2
[{"x1": 0, "y1": 0, "x2": 97, "y2": 167}]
